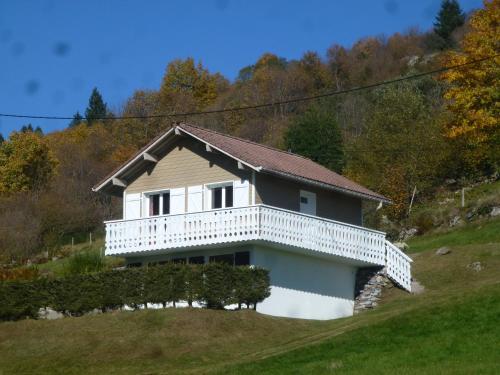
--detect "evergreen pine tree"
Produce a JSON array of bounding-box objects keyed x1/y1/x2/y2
[
  {"x1": 285, "y1": 102, "x2": 344, "y2": 172},
  {"x1": 434, "y1": 0, "x2": 465, "y2": 48},
  {"x1": 69, "y1": 111, "x2": 83, "y2": 127},
  {"x1": 0, "y1": 133, "x2": 4, "y2": 144},
  {"x1": 85, "y1": 88, "x2": 107, "y2": 125},
  {"x1": 21, "y1": 124, "x2": 34, "y2": 133}
]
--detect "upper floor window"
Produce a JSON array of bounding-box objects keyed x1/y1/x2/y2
[
  {"x1": 209, "y1": 183, "x2": 233, "y2": 209},
  {"x1": 147, "y1": 191, "x2": 170, "y2": 216}
]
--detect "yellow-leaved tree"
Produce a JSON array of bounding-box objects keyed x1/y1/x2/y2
[
  {"x1": 440, "y1": 0, "x2": 500, "y2": 172},
  {"x1": 159, "y1": 58, "x2": 223, "y2": 113},
  {"x1": 0, "y1": 131, "x2": 58, "y2": 194}
]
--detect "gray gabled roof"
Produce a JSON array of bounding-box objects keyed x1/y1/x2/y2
[{"x1": 93, "y1": 123, "x2": 390, "y2": 203}]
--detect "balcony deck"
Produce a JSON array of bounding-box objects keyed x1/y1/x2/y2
[{"x1": 105, "y1": 204, "x2": 412, "y2": 291}]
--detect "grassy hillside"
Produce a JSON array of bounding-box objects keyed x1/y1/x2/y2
[
  {"x1": 35, "y1": 238, "x2": 123, "y2": 277},
  {"x1": 1, "y1": 215, "x2": 499, "y2": 374},
  {"x1": 407, "y1": 217, "x2": 500, "y2": 253}
]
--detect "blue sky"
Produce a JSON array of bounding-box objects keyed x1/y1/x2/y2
[{"x1": 0, "y1": 0, "x2": 483, "y2": 136}]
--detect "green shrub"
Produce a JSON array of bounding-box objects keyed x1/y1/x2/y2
[
  {"x1": 201, "y1": 263, "x2": 235, "y2": 309},
  {"x1": 413, "y1": 212, "x2": 435, "y2": 234},
  {"x1": 247, "y1": 268, "x2": 271, "y2": 309},
  {"x1": 233, "y1": 266, "x2": 253, "y2": 309},
  {"x1": 64, "y1": 250, "x2": 105, "y2": 275},
  {"x1": 0, "y1": 280, "x2": 44, "y2": 320},
  {"x1": 95, "y1": 270, "x2": 125, "y2": 311},
  {"x1": 0, "y1": 264, "x2": 270, "y2": 321},
  {"x1": 120, "y1": 267, "x2": 146, "y2": 309},
  {"x1": 184, "y1": 265, "x2": 203, "y2": 307}
]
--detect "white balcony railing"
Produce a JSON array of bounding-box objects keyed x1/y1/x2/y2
[
  {"x1": 105, "y1": 205, "x2": 411, "y2": 291},
  {"x1": 385, "y1": 240, "x2": 413, "y2": 291}
]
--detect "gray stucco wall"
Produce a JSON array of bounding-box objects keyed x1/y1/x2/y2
[{"x1": 255, "y1": 173, "x2": 362, "y2": 225}]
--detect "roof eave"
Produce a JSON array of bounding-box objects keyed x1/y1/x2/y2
[{"x1": 92, "y1": 127, "x2": 177, "y2": 193}]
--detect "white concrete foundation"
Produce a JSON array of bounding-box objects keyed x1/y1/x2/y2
[
  {"x1": 123, "y1": 243, "x2": 358, "y2": 320},
  {"x1": 252, "y1": 246, "x2": 356, "y2": 320}
]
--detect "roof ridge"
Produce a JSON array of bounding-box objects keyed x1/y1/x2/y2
[
  {"x1": 178, "y1": 122, "x2": 316, "y2": 163},
  {"x1": 178, "y1": 123, "x2": 379, "y2": 195}
]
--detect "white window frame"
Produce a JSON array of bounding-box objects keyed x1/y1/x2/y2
[
  {"x1": 142, "y1": 188, "x2": 171, "y2": 217},
  {"x1": 204, "y1": 180, "x2": 234, "y2": 210}
]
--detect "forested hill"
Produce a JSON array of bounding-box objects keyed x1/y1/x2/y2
[{"x1": 0, "y1": 0, "x2": 498, "y2": 262}]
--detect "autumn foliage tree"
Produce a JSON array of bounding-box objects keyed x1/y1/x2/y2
[
  {"x1": 159, "y1": 58, "x2": 225, "y2": 112},
  {"x1": 0, "y1": 131, "x2": 58, "y2": 194},
  {"x1": 440, "y1": 0, "x2": 500, "y2": 174},
  {"x1": 345, "y1": 80, "x2": 448, "y2": 219}
]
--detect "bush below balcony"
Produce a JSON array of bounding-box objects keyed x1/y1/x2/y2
[{"x1": 0, "y1": 263, "x2": 270, "y2": 321}]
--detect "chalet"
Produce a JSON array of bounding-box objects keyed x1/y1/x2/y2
[{"x1": 93, "y1": 123, "x2": 412, "y2": 320}]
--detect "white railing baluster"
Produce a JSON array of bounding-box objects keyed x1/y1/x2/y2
[
  {"x1": 103, "y1": 205, "x2": 411, "y2": 290},
  {"x1": 385, "y1": 240, "x2": 412, "y2": 292}
]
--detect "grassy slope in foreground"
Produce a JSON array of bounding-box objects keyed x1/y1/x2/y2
[
  {"x1": 0, "y1": 221, "x2": 499, "y2": 374},
  {"x1": 219, "y1": 286, "x2": 500, "y2": 375},
  {"x1": 216, "y1": 222, "x2": 500, "y2": 374}
]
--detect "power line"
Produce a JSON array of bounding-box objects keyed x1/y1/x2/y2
[{"x1": 0, "y1": 54, "x2": 497, "y2": 122}]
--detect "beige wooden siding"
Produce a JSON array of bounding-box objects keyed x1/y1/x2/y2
[
  {"x1": 255, "y1": 174, "x2": 362, "y2": 225},
  {"x1": 126, "y1": 138, "x2": 250, "y2": 198}
]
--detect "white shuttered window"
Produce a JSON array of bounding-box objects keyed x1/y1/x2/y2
[
  {"x1": 233, "y1": 179, "x2": 249, "y2": 207},
  {"x1": 187, "y1": 185, "x2": 203, "y2": 213},
  {"x1": 170, "y1": 187, "x2": 186, "y2": 214},
  {"x1": 124, "y1": 193, "x2": 141, "y2": 220}
]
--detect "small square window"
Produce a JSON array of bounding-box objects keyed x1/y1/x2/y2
[
  {"x1": 235, "y1": 251, "x2": 250, "y2": 266},
  {"x1": 300, "y1": 196, "x2": 308, "y2": 204},
  {"x1": 127, "y1": 262, "x2": 142, "y2": 268},
  {"x1": 209, "y1": 253, "x2": 235, "y2": 266},
  {"x1": 171, "y1": 258, "x2": 186, "y2": 264},
  {"x1": 189, "y1": 256, "x2": 205, "y2": 264},
  {"x1": 210, "y1": 184, "x2": 234, "y2": 209}
]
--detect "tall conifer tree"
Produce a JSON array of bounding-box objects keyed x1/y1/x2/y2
[
  {"x1": 69, "y1": 111, "x2": 83, "y2": 127},
  {"x1": 434, "y1": 0, "x2": 466, "y2": 47},
  {"x1": 85, "y1": 88, "x2": 107, "y2": 125}
]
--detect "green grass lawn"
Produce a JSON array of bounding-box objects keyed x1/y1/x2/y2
[
  {"x1": 214, "y1": 229, "x2": 500, "y2": 375},
  {"x1": 407, "y1": 217, "x2": 500, "y2": 253},
  {"x1": 216, "y1": 286, "x2": 500, "y2": 375},
  {"x1": 1, "y1": 218, "x2": 499, "y2": 374},
  {"x1": 36, "y1": 238, "x2": 124, "y2": 276}
]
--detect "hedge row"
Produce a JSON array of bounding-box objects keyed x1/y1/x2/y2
[{"x1": 0, "y1": 263, "x2": 270, "y2": 321}]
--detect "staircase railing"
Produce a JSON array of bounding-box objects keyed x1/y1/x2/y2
[{"x1": 385, "y1": 240, "x2": 412, "y2": 292}]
